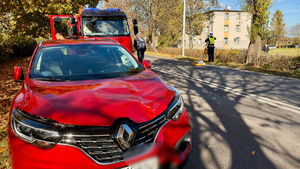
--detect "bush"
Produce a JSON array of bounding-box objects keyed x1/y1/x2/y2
[
  {"x1": 0, "y1": 35, "x2": 37, "y2": 62},
  {"x1": 257, "y1": 54, "x2": 300, "y2": 71},
  {"x1": 148, "y1": 47, "x2": 204, "y2": 58},
  {"x1": 148, "y1": 46, "x2": 300, "y2": 72},
  {"x1": 213, "y1": 49, "x2": 247, "y2": 63},
  {"x1": 292, "y1": 68, "x2": 300, "y2": 74}
]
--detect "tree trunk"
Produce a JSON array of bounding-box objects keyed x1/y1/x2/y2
[
  {"x1": 152, "y1": 30, "x2": 158, "y2": 53},
  {"x1": 246, "y1": 35, "x2": 261, "y2": 65},
  {"x1": 188, "y1": 35, "x2": 193, "y2": 49}
]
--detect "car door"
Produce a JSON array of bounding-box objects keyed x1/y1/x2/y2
[{"x1": 50, "y1": 15, "x2": 76, "y2": 40}]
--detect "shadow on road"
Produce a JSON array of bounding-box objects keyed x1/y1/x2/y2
[{"x1": 150, "y1": 57, "x2": 300, "y2": 169}]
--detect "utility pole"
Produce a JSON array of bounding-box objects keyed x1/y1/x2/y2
[{"x1": 182, "y1": 0, "x2": 186, "y2": 56}]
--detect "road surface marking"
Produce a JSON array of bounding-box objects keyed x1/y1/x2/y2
[{"x1": 153, "y1": 67, "x2": 300, "y2": 114}]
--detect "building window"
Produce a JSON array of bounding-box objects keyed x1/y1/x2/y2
[
  {"x1": 225, "y1": 13, "x2": 229, "y2": 19},
  {"x1": 199, "y1": 39, "x2": 202, "y2": 45},
  {"x1": 193, "y1": 39, "x2": 195, "y2": 46},
  {"x1": 236, "y1": 13, "x2": 241, "y2": 20},
  {"x1": 234, "y1": 37, "x2": 240, "y2": 44},
  {"x1": 236, "y1": 25, "x2": 241, "y2": 32},
  {"x1": 206, "y1": 26, "x2": 209, "y2": 33},
  {"x1": 224, "y1": 25, "x2": 229, "y2": 32},
  {"x1": 224, "y1": 38, "x2": 228, "y2": 45}
]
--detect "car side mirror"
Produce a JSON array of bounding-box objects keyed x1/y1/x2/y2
[
  {"x1": 13, "y1": 66, "x2": 24, "y2": 81},
  {"x1": 142, "y1": 60, "x2": 151, "y2": 69},
  {"x1": 69, "y1": 18, "x2": 76, "y2": 24}
]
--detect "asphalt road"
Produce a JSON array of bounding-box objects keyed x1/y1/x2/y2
[{"x1": 144, "y1": 54, "x2": 300, "y2": 169}]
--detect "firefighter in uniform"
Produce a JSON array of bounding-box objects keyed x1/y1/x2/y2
[{"x1": 205, "y1": 32, "x2": 216, "y2": 62}]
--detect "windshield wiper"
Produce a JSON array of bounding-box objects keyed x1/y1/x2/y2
[{"x1": 33, "y1": 77, "x2": 68, "y2": 82}]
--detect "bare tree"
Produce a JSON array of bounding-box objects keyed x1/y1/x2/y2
[
  {"x1": 134, "y1": 0, "x2": 178, "y2": 52},
  {"x1": 105, "y1": 0, "x2": 175, "y2": 52},
  {"x1": 185, "y1": 0, "x2": 218, "y2": 49},
  {"x1": 289, "y1": 23, "x2": 300, "y2": 38}
]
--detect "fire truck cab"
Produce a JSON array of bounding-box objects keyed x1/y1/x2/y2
[{"x1": 50, "y1": 8, "x2": 138, "y2": 52}]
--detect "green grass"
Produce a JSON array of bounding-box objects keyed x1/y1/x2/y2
[
  {"x1": 145, "y1": 51, "x2": 300, "y2": 79},
  {"x1": 269, "y1": 48, "x2": 300, "y2": 57}
]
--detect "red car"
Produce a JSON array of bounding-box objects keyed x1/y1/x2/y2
[{"x1": 8, "y1": 39, "x2": 191, "y2": 169}]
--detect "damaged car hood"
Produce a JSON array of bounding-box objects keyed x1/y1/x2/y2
[{"x1": 14, "y1": 70, "x2": 175, "y2": 126}]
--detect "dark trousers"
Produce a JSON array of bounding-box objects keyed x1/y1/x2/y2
[
  {"x1": 137, "y1": 50, "x2": 145, "y2": 64},
  {"x1": 208, "y1": 47, "x2": 215, "y2": 62}
]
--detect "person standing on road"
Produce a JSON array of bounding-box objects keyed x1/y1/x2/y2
[
  {"x1": 134, "y1": 32, "x2": 147, "y2": 64},
  {"x1": 205, "y1": 32, "x2": 216, "y2": 62},
  {"x1": 262, "y1": 44, "x2": 269, "y2": 53}
]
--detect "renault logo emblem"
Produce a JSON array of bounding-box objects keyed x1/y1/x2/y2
[{"x1": 116, "y1": 124, "x2": 134, "y2": 149}]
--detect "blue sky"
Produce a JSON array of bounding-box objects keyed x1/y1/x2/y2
[{"x1": 218, "y1": 0, "x2": 300, "y2": 28}]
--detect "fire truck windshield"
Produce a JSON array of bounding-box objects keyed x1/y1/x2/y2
[{"x1": 82, "y1": 18, "x2": 129, "y2": 37}]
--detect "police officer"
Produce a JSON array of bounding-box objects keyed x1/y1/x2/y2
[
  {"x1": 134, "y1": 32, "x2": 147, "y2": 64},
  {"x1": 205, "y1": 32, "x2": 216, "y2": 62}
]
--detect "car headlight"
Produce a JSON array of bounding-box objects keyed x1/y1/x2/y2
[
  {"x1": 10, "y1": 108, "x2": 62, "y2": 148},
  {"x1": 167, "y1": 90, "x2": 184, "y2": 121}
]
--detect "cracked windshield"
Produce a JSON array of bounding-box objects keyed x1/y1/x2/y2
[{"x1": 83, "y1": 18, "x2": 129, "y2": 36}]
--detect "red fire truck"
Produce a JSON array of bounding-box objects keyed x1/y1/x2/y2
[{"x1": 50, "y1": 8, "x2": 138, "y2": 52}]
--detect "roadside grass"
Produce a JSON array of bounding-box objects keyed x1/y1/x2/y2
[
  {"x1": 145, "y1": 51, "x2": 300, "y2": 79},
  {"x1": 269, "y1": 48, "x2": 300, "y2": 57},
  {"x1": 208, "y1": 62, "x2": 300, "y2": 79},
  {"x1": 145, "y1": 51, "x2": 199, "y2": 62}
]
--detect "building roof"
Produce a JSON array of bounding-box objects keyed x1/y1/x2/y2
[
  {"x1": 207, "y1": 9, "x2": 245, "y2": 13},
  {"x1": 40, "y1": 39, "x2": 120, "y2": 47}
]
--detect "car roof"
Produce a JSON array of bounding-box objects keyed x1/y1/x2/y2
[
  {"x1": 40, "y1": 39, "x2": 120, "y2": 47},
  {"x1": 81, "y1": 10, "x2": 126, "y2": 18}
]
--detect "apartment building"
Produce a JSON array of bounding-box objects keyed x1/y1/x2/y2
[{"x1": 179, "y1": 9, "x2": 251, "y2": 50}]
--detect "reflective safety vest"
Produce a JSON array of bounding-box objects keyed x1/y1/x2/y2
[{"x1": 209, "y1": 37, "x2": 215, "y2": 45}]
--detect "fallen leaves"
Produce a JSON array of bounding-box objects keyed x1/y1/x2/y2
[
  {"x1": 0, "y1": 55, "x2": 31, "y2": 169},
  {"x1": 0, "y1": 147, "x2": 7, "y2": 153}
]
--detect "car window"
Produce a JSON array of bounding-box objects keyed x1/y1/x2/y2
[{"x1": 29, "y1": 44, "x2": 144, "y2": 81}]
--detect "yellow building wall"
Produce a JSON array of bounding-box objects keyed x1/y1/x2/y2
[
  {"x1": 224, "y1": 32, "x2": 229, "y2": 38},
  {"x1": 224, "y1": 19, "x2": 229, "y2": 25}
]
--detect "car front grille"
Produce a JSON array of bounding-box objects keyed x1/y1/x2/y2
[
  {"x1": 59, "y1": 112, "x2": 168, "y2": 164},
  {"x1": 73, "y1": 134, "x2": 123, "y2": 163},
  {"x1": 134, "y1": 113, "x2": 168, "y2": 146}
]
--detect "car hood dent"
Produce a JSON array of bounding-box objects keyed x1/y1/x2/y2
[{"x1": 16, "y1": 70, "x2": 175, "y2": 126}]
